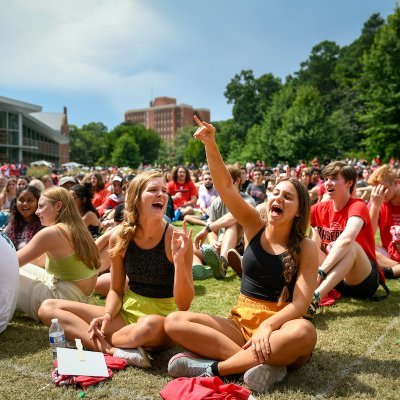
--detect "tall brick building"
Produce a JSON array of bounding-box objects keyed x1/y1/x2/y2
[{"x1": 124, "y1": 97, "x2": 210, "y2": 141}]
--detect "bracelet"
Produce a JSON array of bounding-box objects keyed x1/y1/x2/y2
[
  {"x1": 103, "y1": 311, "x2": 112, "y2": 320},
  {"x1": 205, "y1": 223, "x2": 212, "y2": 233},
  {"x1": 318, "y1": 268, "x2": 327, "y2": 280}
]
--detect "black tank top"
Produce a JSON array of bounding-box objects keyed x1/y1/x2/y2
[
  {"x1": 241, "y1": 227, "x2": 297, "y2": 302},
  {"x1": 124, "y1": 223, "x2": 175, "y2": 298}
]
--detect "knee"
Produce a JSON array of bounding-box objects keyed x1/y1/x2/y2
[
  {"x1": 164, "y1": 311, "x2": 187, "y2": 335},
  {"x1": 296, "y1": 320, "x2": 317, "y2": 349},
  {"x1": 139, "y1": 316, "x2": 165, "y2": 338},
  {"x1": 38, "y1": 298, "x2": 58, "y2": 324}
]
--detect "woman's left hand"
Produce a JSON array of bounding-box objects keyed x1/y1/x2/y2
[
  {"x1": 172, "y1": 221, "x2": 193, "y2": 260},
  {"x1": 242, "y1": 324, "x2": 273, "y2": 364}
]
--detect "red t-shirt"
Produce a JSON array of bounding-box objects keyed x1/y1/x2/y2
[
  {"x1": 311, "y1": 198, "x2": 377, "y2": 264},
  {"x1": 92, "y1": 188, "x2": 110, "y2": 208},
  {"x1": 373, "y1": 202, "x2": 400, "y2": 249},
  {"x1": 167, "y1": 180, "x2": 197, "y2": 210}
]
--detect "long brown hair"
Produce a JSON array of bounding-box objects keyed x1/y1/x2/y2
[
  {"x1": 277, "y1": 178, "x2": 311, "y2": 304},
  {"x1": 110, "y1": 170, "x2": 164, "y2": 257},
  {"x1": 41, "y1": 187, "x2": 100, "y2": 270}
]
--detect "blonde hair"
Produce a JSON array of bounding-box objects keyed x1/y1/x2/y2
[
  {"x1": 368, "y1": 164, "x2": 397, "y2": 186},
  {"x1": 110, "y1": 170, "x2": 164, "y2": 257},
  {"x1": 41, "y1": 187, "x2": 100, "y2": 270},
  {"x1": 3, "y1": 177, "x2": 17, "y2": 194}
]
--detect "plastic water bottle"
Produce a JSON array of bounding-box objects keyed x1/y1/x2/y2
[
  {"x1": 173, "y1": 208, "x2": 181, "y2": 222},
  {"x1": 49, "y1": 318, "x2": 66, "y2": 359}
]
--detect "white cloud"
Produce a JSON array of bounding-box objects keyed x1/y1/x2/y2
[{"x1": 0, "y1": 0, "x2": 177, "y2": 92}]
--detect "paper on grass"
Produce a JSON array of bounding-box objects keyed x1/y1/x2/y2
[{"x1": 57, "y1": 347, "x2": 108, "y2": 377}]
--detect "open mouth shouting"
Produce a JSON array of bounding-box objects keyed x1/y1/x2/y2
[
  {"x1": 152, "y1": 201, "x2": 164, "y2": 210},
  {"x1": 270, "y1": 204, "x2": 283, "y2": 217}
]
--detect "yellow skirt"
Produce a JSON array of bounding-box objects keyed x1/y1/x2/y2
[
  {"x1": 119, "y1": 290, "x2": 177, "y2": 325},
  {"x1": 229, "y1": 293, "x2": 288, "y2": 342}
]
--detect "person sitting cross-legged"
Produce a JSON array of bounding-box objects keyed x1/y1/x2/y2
[
  {"x1": 307, "y1": 161, "x2": 385, "y2": 319},
  {"x1": 167, "y1": 166, "x2": 197, "y2": 220},
  {"x1": 38, "y1": 171, "x2": 194, "y2": 368},
  {"x1": 367, "y1": 164, "x2": 400, "y2": 279},
  {"x1": 164, "y1": 116, "x2": 318, "y2": 394}
]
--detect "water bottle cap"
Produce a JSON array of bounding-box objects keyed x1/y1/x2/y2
[{"x1": 51, "y1": 318, "x2": 59, "y2": 323}]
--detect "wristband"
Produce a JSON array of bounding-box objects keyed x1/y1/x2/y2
[
  {"x1": 318, "y1": 268, "x2": 327, "y2": 280},
  {"x1": 103, "y1": 311, "x2": 112, "y2": 320},
  {"x1": 205, "y1": 223, "x2": 212, "y2": 233}
]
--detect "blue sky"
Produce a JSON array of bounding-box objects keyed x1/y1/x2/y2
[{"x1": 0, "y1": 0, "x2": 397, "y2": 130}]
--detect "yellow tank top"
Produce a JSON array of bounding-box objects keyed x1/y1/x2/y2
[{"x1": 45, "y1": 253, "x2": 97, "y2": 281}]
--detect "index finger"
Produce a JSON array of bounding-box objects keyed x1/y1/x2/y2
[{"x1": 193, "y1": 115, "x2": 203, "y2": 127}]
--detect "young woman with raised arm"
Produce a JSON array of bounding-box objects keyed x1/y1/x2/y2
[{"x1": 164, "y1": 116, "x2": 318, "y2": 393}]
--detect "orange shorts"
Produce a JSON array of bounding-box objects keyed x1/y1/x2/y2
[{"x1": 229, "y1": 293, "x2": 288, "y2": 342}]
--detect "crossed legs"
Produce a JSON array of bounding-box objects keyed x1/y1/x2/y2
[{"x1": 164, "y1": 311, "x2": 316, "y2": 376}]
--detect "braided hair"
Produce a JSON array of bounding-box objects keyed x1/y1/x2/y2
[{"x1": 276, "y1": 178, "x2": 311, "y2": 305}]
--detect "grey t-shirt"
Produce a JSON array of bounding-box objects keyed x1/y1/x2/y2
[{"x1": 208, "y1": 192, "x2": 256, "y2": 223}]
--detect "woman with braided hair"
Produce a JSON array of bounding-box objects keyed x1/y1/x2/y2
[{"x1": 165, "y1": 116, "x2": 319, "y2": 394}]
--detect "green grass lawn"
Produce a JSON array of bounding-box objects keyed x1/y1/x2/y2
[{"x1": 1, "y1": 224, "x2": 399, "y2": 400}]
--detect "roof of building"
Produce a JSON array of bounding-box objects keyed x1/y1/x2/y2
[
  {"x1": 30, "y1": 112, "x2": 66, "y2": 131},
  {"x1": 0, "y1": 95, "x2": 42, "y2": 113}
]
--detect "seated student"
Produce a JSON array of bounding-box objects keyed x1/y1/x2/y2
[
  {"x1": 70, "y1": 183, "x2": 101, "y2": 239},
  {"x1": 98, "y1": 175, "x2": 125, "y2": 217},
  {"x1": 38, "y1": 170, "x2": 194, "y2": 368},
  {"x1": 59, "y1": 176, "x2": 78, "y2": 191},
  {"x1": 90, "y1": 173, "x2": 110, "y2": 209},
  {"x1": 0, "y1": 233, "x2": 19, "y2": 334},
  {"x1": 192, "y1": 166, "x2": 256, "y2": 279},
  {"x1": 16, "y1": 187, "x2": 100, "y2": 321},
  {"x1": 307, "y1": 161, "x2": 383, "y2": 318},
  {"x1": 6, "y1": 185, "x2": 43, "y2": 250},
  {"x1": 184, "y1": 171, "x2": 218, "y2": 226},
  {"x1": 165, "y1": 116, "x2": 318, "y2": 394},
  {"x1": 167, "y1": 166, "x2": 197, "y2": 220},
  {"x1": 246, "y1": 167, "x2": 266, "y2": 205},
  {"x1": 367, "y1": 164, "x2": 400, "y2": 278},
  {"x1": 0, "y1": 177, "x2": 17, "y2": 211}
]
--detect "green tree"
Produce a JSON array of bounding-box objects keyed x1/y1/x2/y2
[
  {"x1": 69, "y1": 122, "x2": 108, "y2": 165},
  {"x1": 110, "y1": 123, "x2": 161, "y2": 165},
  {"x1": 276, "y1": 85, "x2": 338, "y2": 164},
  {"x1": 224, "y1": 70, "x2": 281, "y2": 139},
  {"x1": 295, "y1": 41, "x2": 340, "y2": 114},
  {"x1": 359, "y1": 7, "x2": 400, "y2": 160},
  {"x1": 111, "y1": 134, "x2": 141, "y2": 168},
  {"x1": 242, "y1": 84, "x2": 297, "y2": 165}
]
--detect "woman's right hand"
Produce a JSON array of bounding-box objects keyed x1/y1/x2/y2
[
  {"x1": 193, "y1": 115, "x2": 216, "y2": 145},
  {"x1": 88, "y1": 313, "x2": 111, "y2": 339}
]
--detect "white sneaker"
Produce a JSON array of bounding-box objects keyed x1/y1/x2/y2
[
  {"x1": 244, "y1": 364, "x2": 287, "y2": 393},
  {"x1": 114, "y1": 347, "x2": 152, "y2": 369}
]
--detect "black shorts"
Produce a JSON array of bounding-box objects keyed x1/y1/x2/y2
[{"x1": 335, "y1": 260, "x2": 379, "y2": 299}]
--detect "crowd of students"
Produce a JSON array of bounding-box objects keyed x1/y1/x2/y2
[{"x1": 0, "y1": 120, "x2": 399, "y2": 394}]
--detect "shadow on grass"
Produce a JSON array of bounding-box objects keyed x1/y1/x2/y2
[
  {"x1": 102, "y1": 345, "x2": 399, "y2": 399},
  {"x1": 279, "y1": 348, "x2": 399, "y2": 398},
  {"x1": 0, "y1": 312, "x2": 48, "y2": 360},
  {"x1": 315, "y1": 287, "x2": 400, "y2": 330}
]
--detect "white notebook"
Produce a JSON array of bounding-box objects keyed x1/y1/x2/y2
[{"x1": 57, "y1": 347, "x2": 109, "y2": 377}]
